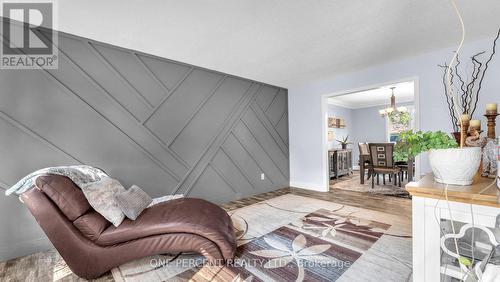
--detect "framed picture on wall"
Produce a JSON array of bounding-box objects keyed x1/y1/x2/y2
[
  {"x1": 328, "y1": 117, "x2": 346, "y2": 128},
  {"x1": 328, "y1": 117, "x2": 336, "y2": 128}
]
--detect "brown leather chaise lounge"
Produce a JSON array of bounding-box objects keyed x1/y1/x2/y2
[{"x1": 20, "y1": 174, "x2": 236, "y2": 279}]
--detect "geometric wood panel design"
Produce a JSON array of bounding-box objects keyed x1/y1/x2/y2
[{"x1": 0, "y1": 28, "x2": 288, "y2": 261}]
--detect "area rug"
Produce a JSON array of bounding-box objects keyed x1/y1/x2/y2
[
  {"x1": 111, "y1": 194, "x2": 412, "y2": 282},
  {"x1": 330, "y1": 172, "x2": 411, "y2": 199}
]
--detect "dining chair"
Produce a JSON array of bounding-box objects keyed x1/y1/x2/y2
[
  {"x1": 358, "y1": 143, "x2": 372, "y2": 184},
  {"x1": 367, "y1": 143, "x2": 402, "y2": 188},
  {"x1": 395, "y1": 161, "x2": 408, "y2": 179},
  {"x1": 395, "y1": 157, "x2": 415, "y2": 182}
]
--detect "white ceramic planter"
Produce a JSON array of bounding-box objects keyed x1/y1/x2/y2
[{"x1": 428, "y1": 147, "x2": 481, "y2": 186}]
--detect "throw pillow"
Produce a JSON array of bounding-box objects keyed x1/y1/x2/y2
[
  {"x1": 81, "y1": 177, "x2": 126, "y2": 227},
  {"x1": 114, "y1": 185, "x2": 152, "y2": 220}
]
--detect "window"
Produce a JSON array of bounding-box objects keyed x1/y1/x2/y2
[{"x1": 386, "y1": 106, "x2": 414, "y2": 142}]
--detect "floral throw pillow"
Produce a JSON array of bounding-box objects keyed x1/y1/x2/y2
[{"x1": 81, "y1": 177, "x2": 126, "y2": 227}]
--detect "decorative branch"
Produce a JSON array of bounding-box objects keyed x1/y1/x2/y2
[
  {"x1": 468, "y1": 52, "x2": 485, "y2": 114},
  {"x1": 454, "y1": 53, "x2": 467, "y2": 109},
  {"x1": 438, "y1": 27, "x2": 500, "y2": 130},
  {"x1": 439, "y1": 63, "x2": 459, "y2": 132},
  {"x1": 465, "y1": 51, "x2": 485, "y2": 111},
  {"x1": 470, "y1": 28, "x2": 500, "y2": 116}
]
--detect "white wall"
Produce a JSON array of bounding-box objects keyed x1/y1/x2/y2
[
  {"x1": 350, "y1": 105, "x2": 389, "y2": 166},
  {"x1": 289, "y1": 37, "x2": 500, "y2": 191},
  {"x1": 329, "y1": 102, "x2": 414, "y2": 168},
  {"x1": 327, "y1": 104, "x2": 352, "y2": 150}
]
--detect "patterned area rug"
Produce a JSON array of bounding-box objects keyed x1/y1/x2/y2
[
  {"x1": 330, "y1": 171, "x2": 411, "y2": 199},
  {"x1": 111, "y1": 194, "x2": 412, "y2": 282}
]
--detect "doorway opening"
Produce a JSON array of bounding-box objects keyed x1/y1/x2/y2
[{"x1": 321, "y1": 78, "x2": 420, "y2": 197}]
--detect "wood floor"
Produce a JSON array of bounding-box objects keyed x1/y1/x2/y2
[{"x1": 0, "y1": 186, "x2": 411, "y2": 282}]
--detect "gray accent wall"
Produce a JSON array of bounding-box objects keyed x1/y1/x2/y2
[{"x1": 0, "y1": 29, "x2": 289, "y2": 261}]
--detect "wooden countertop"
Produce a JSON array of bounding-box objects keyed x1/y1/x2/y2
[{"x1": 405, "y1": 174, "x2": 500, "y2": 208}]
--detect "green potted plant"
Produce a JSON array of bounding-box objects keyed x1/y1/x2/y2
[
  {"x1": 388, "y1": 111, "x2": 411, "y2": 128},
  {"x1": 336, "y1": 135, "x2": 351, "y2": 149},
  {"x1": 395, "y1": 130, "x2": 481, "y2": 185}
]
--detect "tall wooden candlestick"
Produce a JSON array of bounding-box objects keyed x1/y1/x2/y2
[
  {"x1": 460, "y1": 114, "x2": 471, "y2": 147},
  {"x1": 484, "y1": 113, "x2": 499, "y2": 139},
  {"x1": 460, "y1": 119, "x2": 469, "y2": 147}
]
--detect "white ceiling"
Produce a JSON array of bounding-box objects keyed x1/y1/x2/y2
[
  {"x1": 54, "y1": 1, "x2": 500, "y2": 88},
  {"x1": 327, "y1": 81, "x2": 414, "y2": 109}
]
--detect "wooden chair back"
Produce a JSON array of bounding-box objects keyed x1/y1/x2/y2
[
  {"x1": 358, "y1": 143, "x2": 369, "y2": 156},
  {"x1": 368, "y1": 143, "x2": 395, "y2": 169}
]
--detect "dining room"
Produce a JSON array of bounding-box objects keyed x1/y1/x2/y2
[{"x1": 326, "y1": 80, "x2": 418, "y2": 198}]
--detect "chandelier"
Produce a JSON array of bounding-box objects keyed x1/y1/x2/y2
[{"x1": 379, "y1": 87, "x2": 408, "y2": 116}]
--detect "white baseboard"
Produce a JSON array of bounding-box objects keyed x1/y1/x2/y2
[{"x1": 289, "y1": 181, "x2": 328, "y2": 192}]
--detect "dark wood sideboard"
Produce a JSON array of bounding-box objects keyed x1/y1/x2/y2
[{"x1": 329, "y1": 149, "x2": 353, "y2": 179}]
